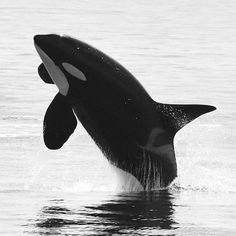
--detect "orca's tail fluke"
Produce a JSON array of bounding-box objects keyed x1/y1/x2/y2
[{"x1": 156, "y1": 102, "x2": 216, "y2": 134}]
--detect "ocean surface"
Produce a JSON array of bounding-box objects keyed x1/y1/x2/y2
[{"x1": 0, "y1": 0, "x2": 236, "y2": 235}]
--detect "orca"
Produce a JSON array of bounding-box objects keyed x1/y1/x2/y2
[{"x1": 34, "y1": 34, "x2": 216, "y2": 190}]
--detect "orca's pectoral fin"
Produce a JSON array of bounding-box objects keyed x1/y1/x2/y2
[
  {"x1": 157, "y1": 102, "x2": 216, "y2": 133},
  {"x1": 38, "y1": 63, "x2": 54, "y2": 84},
  {"x1": 43, "y1": 93, "x2": 77, "y2": 149}
]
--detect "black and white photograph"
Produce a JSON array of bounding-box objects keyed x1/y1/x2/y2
[{"x1": 0, "y1": 0, "x2": 235, "y2": 235}]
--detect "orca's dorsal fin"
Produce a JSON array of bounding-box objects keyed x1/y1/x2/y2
[
  {"x1": 43, "y1": 93, "x2": 77, "y2": 149},
  {"x1": 156, "y1": 102, "x2": 216, "y2": 134},
  {"x1": 38, "y1": 63, "x2": 54, "y2": 84}
]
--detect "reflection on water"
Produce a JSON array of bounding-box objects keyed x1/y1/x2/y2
[{"x1": 32, "y1": 190, "x2": 177, "y2": 235}]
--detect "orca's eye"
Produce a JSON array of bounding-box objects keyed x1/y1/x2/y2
[{"x1": 62, "y1": 62, "x2": 87, "y2": 81}]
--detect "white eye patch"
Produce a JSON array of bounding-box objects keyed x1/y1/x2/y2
[{"x1": 62, "y1": 62, "x2": 87, "y2": 81}]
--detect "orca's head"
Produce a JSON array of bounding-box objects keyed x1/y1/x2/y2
[
  {"x1": 34, "y1": 33, "x2": 150, "y2": 111},
  {"x1": 34, "y1": 34, "x2": 93, "y2": 97}
]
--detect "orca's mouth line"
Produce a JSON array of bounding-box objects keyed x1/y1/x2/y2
[{"x1": 34, "y1": 43, "x2": 69, "y2": 96}]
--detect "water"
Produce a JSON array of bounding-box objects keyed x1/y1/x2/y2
[{"x1": 0, "y1": 0, "x2": 236, "y2": 235}]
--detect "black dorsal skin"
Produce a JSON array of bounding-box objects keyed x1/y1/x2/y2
[{"x1": 34, "y1": 34, "x2": 216, "y2": 190}]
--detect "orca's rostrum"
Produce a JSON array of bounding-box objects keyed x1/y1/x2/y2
[{"x1": 34, "y1": 34, "x2": 216, "y2": 190}]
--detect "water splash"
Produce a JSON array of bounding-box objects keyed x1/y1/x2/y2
[{"x1": 172, "y1": 116, "x2": 235, "y2": 193}]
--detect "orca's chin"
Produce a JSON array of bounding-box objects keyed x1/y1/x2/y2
[
  {"x1": 34, "y1": 34, "x2": 43, "y2": 45},
  {"x1": 34, "y1": 43, "x2": 69, "y2": 96}
]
